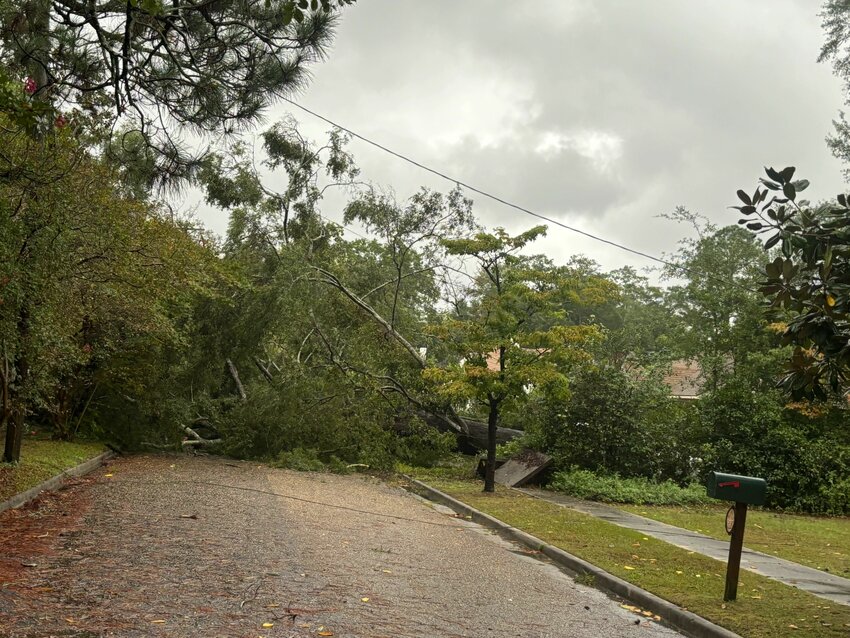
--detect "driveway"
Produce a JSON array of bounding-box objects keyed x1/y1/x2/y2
[{"x1": 0, "y1": 455, "x2": 680, "y2": 637}]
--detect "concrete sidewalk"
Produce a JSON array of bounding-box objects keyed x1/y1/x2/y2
[{"x1": 519, "y1": 488, "x2": 850, "y2": 606}]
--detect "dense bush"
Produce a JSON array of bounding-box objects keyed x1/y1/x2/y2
[
  {"x1": 526, "y1": 358, "x2": 850, "y2": 514},
  {"x1": 548, "y1": 468, "x2": 711, "y2": 506},
  {"x1": 697, "y1": 378, "x2": 850, "y2": 514},
  {"x1": 537, "y1": 366, "x2": 701, "y2": 482}
]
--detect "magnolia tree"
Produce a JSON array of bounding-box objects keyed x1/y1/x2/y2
[
  {"x1": 424, "y1": 226, "x2": 604, "y2": 492},
  {"x1": 733, "y1": 166, "x2": 850, "y2": 399}
]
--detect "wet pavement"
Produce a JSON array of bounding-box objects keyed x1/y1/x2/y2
[{"x1": 0, "y1": 455, "x2": 681, "y2": 637}]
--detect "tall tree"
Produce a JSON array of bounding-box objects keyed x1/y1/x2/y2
[
  {"x1": 0, "y1": 0, "x2": 352, "y2": 181},
  {"x1": 0, "y1": 117, "x2": 212, "y2": 460},
  {"x1": 661, "y1": 210, "x2": 768, "y2": 391},
  {"x1": 820, "y1": 1, "x2": 850, "y2": 177}
]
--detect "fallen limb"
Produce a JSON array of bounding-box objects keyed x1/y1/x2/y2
[
  {"x1": 226, "y1": 358, "x2": 247, "y2": 401},
  {"x1": 181, "y1": 424, "x2": 222, "y2": 447},
  {"x1": 416, "y1": 410, "x2": 522, "y2": 452}
]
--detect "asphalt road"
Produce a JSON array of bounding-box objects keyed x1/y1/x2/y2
[{"x1": 0, "y1": 455, "x2": 681, "y2": 637}]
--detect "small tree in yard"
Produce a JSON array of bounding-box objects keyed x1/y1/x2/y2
[{"x1": 424, "y1": 226, "x2": 603, "y2": 492}]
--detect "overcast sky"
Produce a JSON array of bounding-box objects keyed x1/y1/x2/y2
[{"x1": 192, "y1": 1, "x2": 848, "y2": 276}]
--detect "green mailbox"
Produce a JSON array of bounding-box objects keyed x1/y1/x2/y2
[
  {"x1": 706, "y1": 471, "x2": 768, "y2": 601},
  {"x1": 706, "y1": 472, "x2": 767, "y2": 506}
]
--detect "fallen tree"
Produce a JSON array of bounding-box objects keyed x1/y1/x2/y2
[
  {"x1": 312, "y1": 266, "x2": 523, "y2": 451},
  {"x1": 415, "y1": 411, "x2": 523, "y2": 454}
]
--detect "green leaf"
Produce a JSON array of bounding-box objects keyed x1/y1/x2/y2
[
  {"x1": 783, "y1": 183, "x2": 796, "y2": 201},
  {"x1": 765, "y1": 233, "x2": 781, "y2": 250},
  {"x1": 139, "y1": 0, "x2": 164, "y2": 15},
  {"x1": 736, "y1": 189, "x2": 752, "y2": 205},
  {"x1": 779, "y1": 166, "x2": 796, "y2": 183},
  {"x1": 783, "y1": 259, "x2": 794, "y2": 280}
]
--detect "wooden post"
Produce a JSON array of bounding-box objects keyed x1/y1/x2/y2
[{"x1": 724, "y1": 501, "x2": 748, "y2": 601}]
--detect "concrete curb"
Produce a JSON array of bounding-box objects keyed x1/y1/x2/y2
[
  {"x1": 0, "y1": 450, "x2": 115, "y2": 514},
  {"x1": 405, "y1": 476, "x2": 741, "y2": 638}
]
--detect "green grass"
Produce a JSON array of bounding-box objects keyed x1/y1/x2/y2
[
  {"x1": 0, "y1": 437, "x2": 105, "y2": 502},
  {"x1": 406, "y1": 470, "x2": 850, "y2": 638},
  {"x1": 396, "y1": 455, "x2": 476, "y2": 481},
  {"x1": 620, "y1": 504, "x2": 850, "y2": 578}
]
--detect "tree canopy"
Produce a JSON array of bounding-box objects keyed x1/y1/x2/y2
[{"x1": 0, "y1": 0, "x2": 353, "y2": 181}]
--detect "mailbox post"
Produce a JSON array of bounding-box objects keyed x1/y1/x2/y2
[{"x1": 706, "y1": 472, "x2": 767, "y2": 601}]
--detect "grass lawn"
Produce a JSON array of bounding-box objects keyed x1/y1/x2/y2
[
  {"x1": 620, "y1": 504, "x2": 850, "y2": 578},
  {"x1": 404, "y1": 467, "x2": 850, "y2": 638},
  {"x1": 0, "y1": 436, "x2": 105, "y2": 502}
]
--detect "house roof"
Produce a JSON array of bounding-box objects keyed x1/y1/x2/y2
[
  {"x1": 484, "y1": 348, "x2": 550, "y2": 372},
  {"x1": 483, "y1": 350, "x2": 706, "y2": 399},
  {"x1": 664, "y1": 360, "x2": 703, "y2": 399}
]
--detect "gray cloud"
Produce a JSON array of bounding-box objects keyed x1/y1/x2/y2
[{"x1": 194, "y1": 0, "x2": 847, "y2": 274}]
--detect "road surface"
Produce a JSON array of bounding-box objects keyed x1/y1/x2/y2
[{"x1": 0, "y1": 455, "x2": 681, "y2": 637}]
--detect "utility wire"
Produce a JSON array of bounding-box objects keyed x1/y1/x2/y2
[
  {"x1": 282, "y1": 97, "x2": 758, "y2": 293},
  {"x1": 107, "y1": 478, "x2": 463, "y2": 528},
  {"x1": 317, "y1": 212, "x2": 368, "y2": 240}
]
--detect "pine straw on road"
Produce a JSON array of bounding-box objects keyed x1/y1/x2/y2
[{"x1": 0, "y1": 455, "x2": 681, "y2": 637}]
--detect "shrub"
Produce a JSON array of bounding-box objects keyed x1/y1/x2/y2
[
  {"x1": 391, "y1": 422, "x2": 456, "y2": 468},
  {"x1": 697, "y1": 378, "x2": 850, "y2": 514},
  {"x1": 548, "y1": 468, "x2": 712, "y2": 506},
  {"x1": 538, "y1": 365, "x2": 701, "y2": 481},
  {"x1": 272, "y1": 447, "x2": 327, "y2": 472}
]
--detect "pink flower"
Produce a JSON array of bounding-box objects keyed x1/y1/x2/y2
[
  {"x1": 23, "y1": 77, "x2": 36, "y2": 95},
  {"x1": 55, "y1": 114, "x2": 67, "y2": 128},
  {"x1": 82, "y1": 343, "x2": 92, "y2": 353}
]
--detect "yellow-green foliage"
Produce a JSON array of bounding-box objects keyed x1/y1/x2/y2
[{"x1": 425, "y1": 226, "x2": 614, "y2": 416}]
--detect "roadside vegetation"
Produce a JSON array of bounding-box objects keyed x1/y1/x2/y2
[
  {"x1": 0, "y1": 437, "x2": 104, "y2": 502},
  {"x1": 407, "y1": 472, "x2": 850, "y2": 638},
  {"x1": 548, "y1": 469, "x2": 711, "y2": 506}
]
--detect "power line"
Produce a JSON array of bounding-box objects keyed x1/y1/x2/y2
[
  {"x1": 317, "y1": 212, "x2": 369, "y2": 240},
  {"x1": 282, "y1": 97, "x2": 757, "y2": 293},
  {"x1": 107, "y1": 478, "x2": 462, "y2": 528}
]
